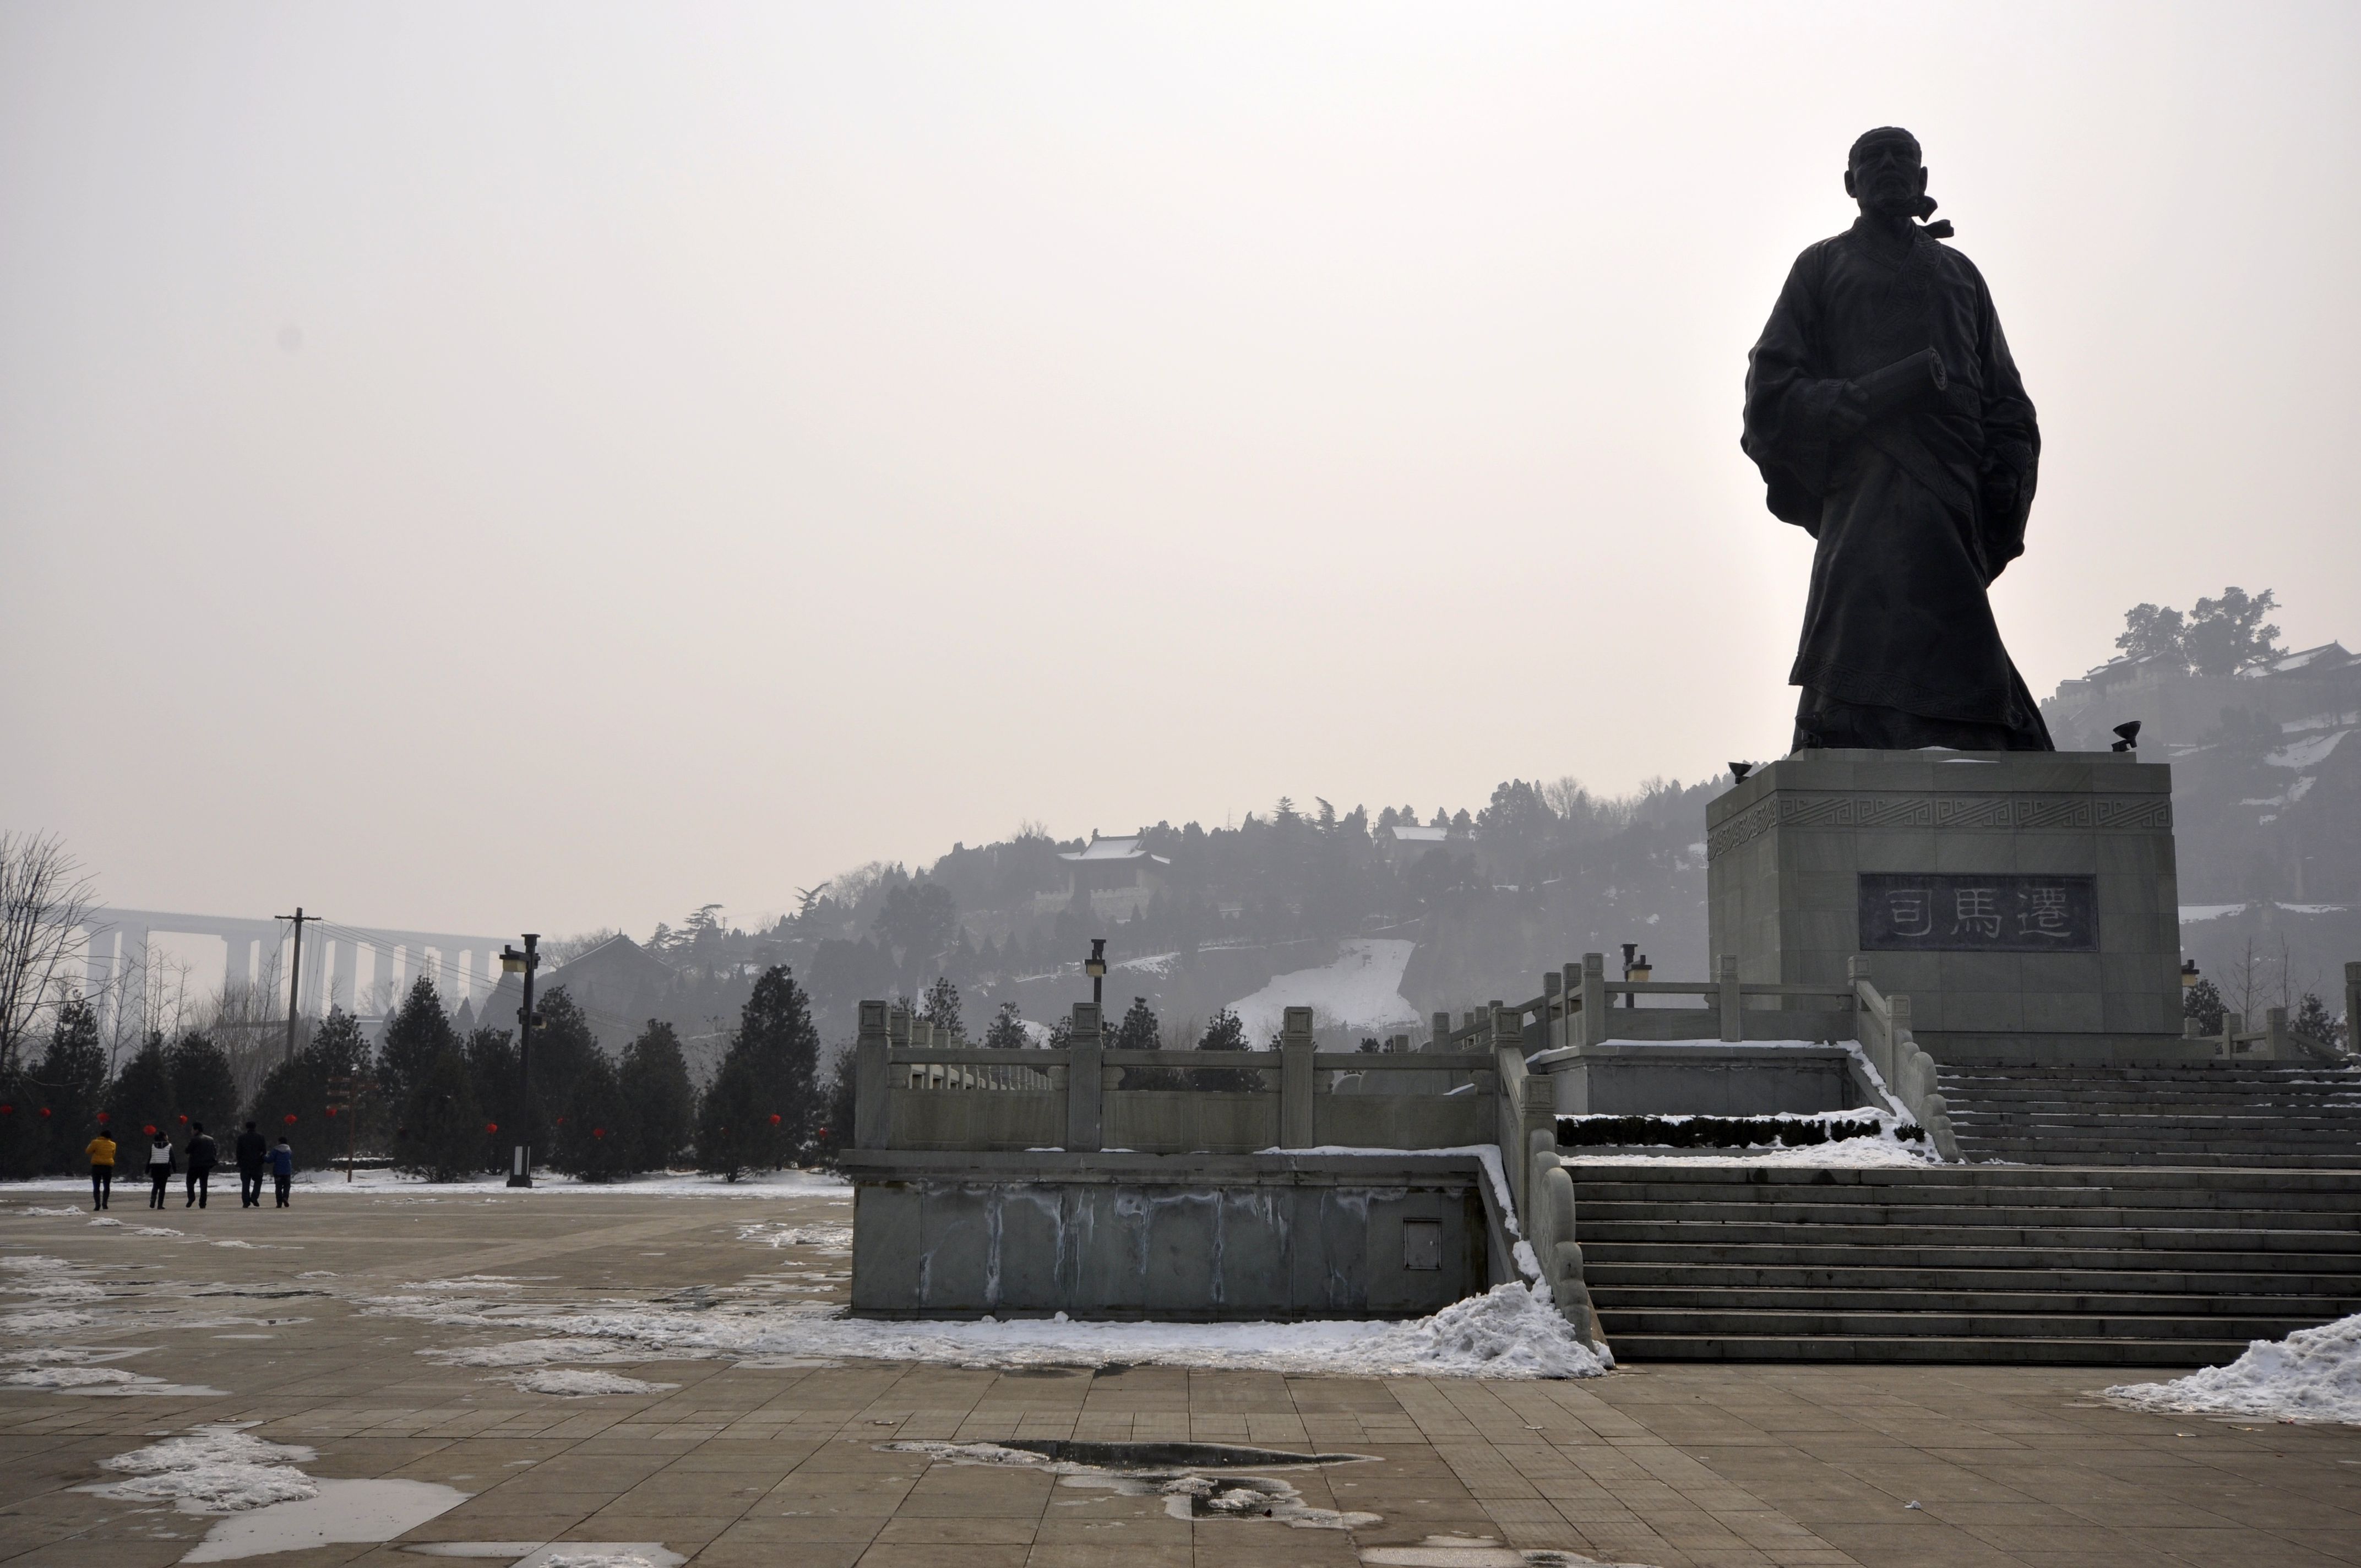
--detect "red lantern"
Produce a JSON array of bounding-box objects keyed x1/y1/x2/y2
[
  {"x1": 485, "y1": 1123, "x2": 498, "y2": 1135},
  {"x1": 177, "y1": 1114, "x2": 188, "y2": 1124},
  {"x1": 768, "y1": 1113, "x2": 781, "y2": 1125},
  {"x1": 592, "y1": 1128, "x2": 605, "y2": 1140},
  {"x1": 284, "y1": 1114, "x2": 298, "y2": 1125},
  {"x1": 144, "y1": 1124, "x2": 158, "y2": 1137},
  {"x1": 39, "y1": 1107, "x2": 52, "y2": 1119},
  {"x1": 815, "y1": 1126, "x2": 829, "y2": 1137},
  {"x1": 0, "y1": 1104, "x2": 12, "y2": 1114},
  {"x1": 96, "y1": 1112, "x2": 108, "y2": 1123},
  {"x1": 324, "y1": 1107, "x2": 336, "y2": 1118},
  {"x1": 554, "y1": 1116, "x2": 565, "y2": 1125}
]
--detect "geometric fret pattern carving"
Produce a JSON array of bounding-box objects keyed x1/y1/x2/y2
[{"x1": 1706, "y1": 792, "x2": 2173, "y2": 861}]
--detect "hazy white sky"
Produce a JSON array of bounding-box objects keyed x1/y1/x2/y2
[{"x1": 3, "y1": 2, "x2": 2357, "y2": 939}]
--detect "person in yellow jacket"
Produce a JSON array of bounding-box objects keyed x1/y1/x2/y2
[{"x1": 85, "y1": 1129, "x2": 117, "y2": 1211}]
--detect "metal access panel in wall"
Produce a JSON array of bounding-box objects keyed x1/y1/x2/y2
[{"x1": 1401, "y1": 1219, "x2": 1441, "y2": 1271}]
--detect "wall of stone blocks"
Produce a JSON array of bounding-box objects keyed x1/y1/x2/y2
[{"x1": 850, "y1": 1171, "x2": 1485, "y2": 1319}]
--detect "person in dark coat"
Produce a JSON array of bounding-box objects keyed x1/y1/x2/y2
[
  {"x1": 1742, "y1": 127, "x2": 2049, "y2": 753},
  {"x1": 235, "y1": 1120, "x2": 269, "y2": 1208},
  {"x1": 146, "y1": 1133, "x2": 175, "y2": 1209},
  {"x1": 270, "y1": 1137, "x2": 295, "y2": 1207},
  {"x1": 184, "y1": 1122, "x2": 218, "y2": 1208}
]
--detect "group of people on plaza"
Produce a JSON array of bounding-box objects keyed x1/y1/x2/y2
[{"x1": 81, "y1": 1120, "x2": 295, "y2": 1211}]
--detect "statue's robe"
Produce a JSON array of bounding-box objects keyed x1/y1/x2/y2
[{"x1": 1743, "y1": 215, "x2": 2050, "y2": 751}]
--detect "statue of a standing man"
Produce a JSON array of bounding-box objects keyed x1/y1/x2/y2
[{"x1": 1743, "y1": 128, "x2": 2050, "y2": 752}]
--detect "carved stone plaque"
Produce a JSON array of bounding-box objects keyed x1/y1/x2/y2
[{"x1": 1857, "y1": 873, "x2": 2099, "y2": 954}]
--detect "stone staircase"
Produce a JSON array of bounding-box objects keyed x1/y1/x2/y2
[
  {"x1": 1937, "y1": 1061, "x2": 2361, "y2": 1168},
  {"x1": 1574, "y1": 1163, "x2": 2361, "y2": 1364}
]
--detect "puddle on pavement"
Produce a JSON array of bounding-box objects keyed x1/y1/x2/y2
[
  {"x1": 406, "y1": 1542, "x2": 685, "y2": 1568},
  {"x1": 183, "y1": 1479, "x2": 469, "y2": 1561},
  {"x1": 995, "y1": 1438, "x2": 1370, "y2": 1469},
  {"x1": 882, "y1": 1438, "x2": 1380, "y2": 1529},
  {"x1": 1360, "y1": 1539, "x2": 1656, "y2": 1568}
]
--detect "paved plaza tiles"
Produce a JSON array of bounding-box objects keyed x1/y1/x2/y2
[{"x1": 3, "y1": 1185, "x2": 2357, "y2": 1568}]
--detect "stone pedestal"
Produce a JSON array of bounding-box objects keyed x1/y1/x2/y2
[{"x1": 1707, "y1": 749, "x2": 2196, "y2": 1061}]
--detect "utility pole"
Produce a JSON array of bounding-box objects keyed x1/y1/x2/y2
[
  {"x1": 501, "y1": 935, "x2": 540, "y2": 1188},
  {"x1": 276, "y1": 908, "x2": 319, "y2": 1063}
]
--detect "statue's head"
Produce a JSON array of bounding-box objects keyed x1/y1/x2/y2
[{"x1": 1845, "y1": 127, "x2": 1933, "y2": 220}]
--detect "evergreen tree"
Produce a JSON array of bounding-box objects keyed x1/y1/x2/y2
[
  {"x1": 694, "y1": 966, "x2": 820, "y2": 1180},
  {"x1": 813, "y1": 1046, "x2": 857, "y2": 1167},
  {"x1": 618, "y1": 1020, "x2": 694, "y2": 1171},
  {"x1": 461, "y1": 1027, "x2": 518, "y2": 1144},
  {"x1": 394, "y1": 1044, "x2": 483, "y2": 1181},
  {"x1": 165, "y1": 1032, "x2": 240, "y2": 1131},
  {"x1": 2183, "y1": 978, "x2": 2227, "y2": 1036},
  {"x1": 0, "y1": 1058, "x2": 37, "y2": 1178},
  {"x1": 525, "y1": 989, "x2": 601, "y2": 1153},
  {"x1": 982, "y1": 1001, "x2": 1027, "y2": 1050},
  {"x1": 1192, "y1": 1007, "x2": 1259, "y2": 1091},
  {"x1": 1114, "y1": 996, "x2": 1180, "y2": 1088},
  {"x1": 920, "y1": 976, "x2": 962, "y2": 1037},
  {"x1": 250, "y1": 1008, "x2": 378, "y2": 1155},
  {"x1": 2293, "y1": 992, "x2": 2342, "y2": 1049},
  {"x1": 552, "y1": 1050, "x2": 634, "y2": 1181},
  {"x1": 377, "y1": 978, "x2": 458, "y2": 1106},
  {"x1": 106, "y1": 1035, "x2": 176, "y2": 1142},
  {"x1": 1114, "y1": 996, "x2": 1160, "y2": 1050},
  {"x1": 34, "y1": 997, "x2": 107, "y2": 1172}
]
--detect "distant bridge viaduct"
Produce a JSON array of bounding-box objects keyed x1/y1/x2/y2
[{"x1": 82, "y1": 908, "x2": 514, "y2": 1022}]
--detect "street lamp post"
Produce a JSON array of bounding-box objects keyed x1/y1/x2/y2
[{"x1": 501, "y1": 935, "x2": 540, "y2": 1188}]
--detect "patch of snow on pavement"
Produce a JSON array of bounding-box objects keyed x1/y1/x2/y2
[
  {"x1": 95, "y1": 1425, "x2": 320, "y2": 1510},
  {"x1": 2104, "y1": 1312, "x2": 2361, "y2": 1424},
  {"x1": 509, "y1": 1368, "x2": 680, "y2": 1397},
  {"x1": 6, "y1": 1364, "x2": 146, "y2": 1389},
  {"x1": 735, "y1": 1222, "x2": 852, "y2": 1250},
  {"x1": 422, "y1": 1338, "x2": 651, "y2": 1368},
  {"x1": 1, "y1": 1309, "x2": 100, "y2": 1335}
]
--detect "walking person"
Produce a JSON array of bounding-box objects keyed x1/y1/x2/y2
[
  {"x1": 184, "y1": 1121, "x2": 218, "y2": 1209},
  {"x1": 235, "y1": 1121, "x2": 268, "y2": 1208},
  {"x1": 85, "y1": 1128, "x2": 117, "y2": 1211},
  {"x1": 146, "y1": 1131, "x2": 175, "y2": 1208},
  {"x1": 270, "y1": 1136, "x2": 294, "y2": 1208}
]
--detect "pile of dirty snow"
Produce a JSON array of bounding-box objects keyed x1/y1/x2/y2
[
  {"x1": 378, "y1": 1278, "x2": 1607, "y2": 1381},
  {"x1": 510, "y1": 1368, "x2": 679, "y2": 1397},
  {"x1": 2104, "y1": 1312, "x2": 2361, "y2": 1424},
  {"x1": 96, "y1": 1425, "x2": 320, "y2": 1510},
  {"x1": 422, "y1": 1337, "x2": 639, "y2": 1368}
]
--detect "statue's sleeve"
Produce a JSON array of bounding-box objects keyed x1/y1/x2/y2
[
  {"x1": 1974, "y1": 274, "x2": 2039, "y2": 579},
  {"x1": 1741, "y1": 247, "x2": 1852, "y2": 532}
]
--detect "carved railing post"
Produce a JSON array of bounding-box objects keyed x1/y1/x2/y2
[
  {"x1": 854, "y1": 999, "x2": 891, "y2": 1150},
  {"x1": 1718, "y1": 953, "x2": 1743, "y2": 1043},
  {"x1": 1279, "y1": 1005, "x2": 1316, "y2": 1147},
  {"x1": 1066, "y1": 1002, "x2": 1102, "y2": 1152},
  {"x1": 1579, "y1": 954, "x2": 1607, "y2": 1046}
]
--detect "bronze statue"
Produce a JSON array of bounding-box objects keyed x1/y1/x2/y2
[{"x1": 1742, "y1": 128, "x2": 2050, "y2": 752}]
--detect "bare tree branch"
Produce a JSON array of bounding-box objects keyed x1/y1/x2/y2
[{"x1": 0, "y1": 831, "x2": 98, "y2": 1071}]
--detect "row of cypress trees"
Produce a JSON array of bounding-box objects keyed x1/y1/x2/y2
[
  {"x1": 0, "y1": 965, "x2": 830, "y2": 1184},
  {"x1": 0, "y1": 998, "x2": 244, "y2": 1178}
]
